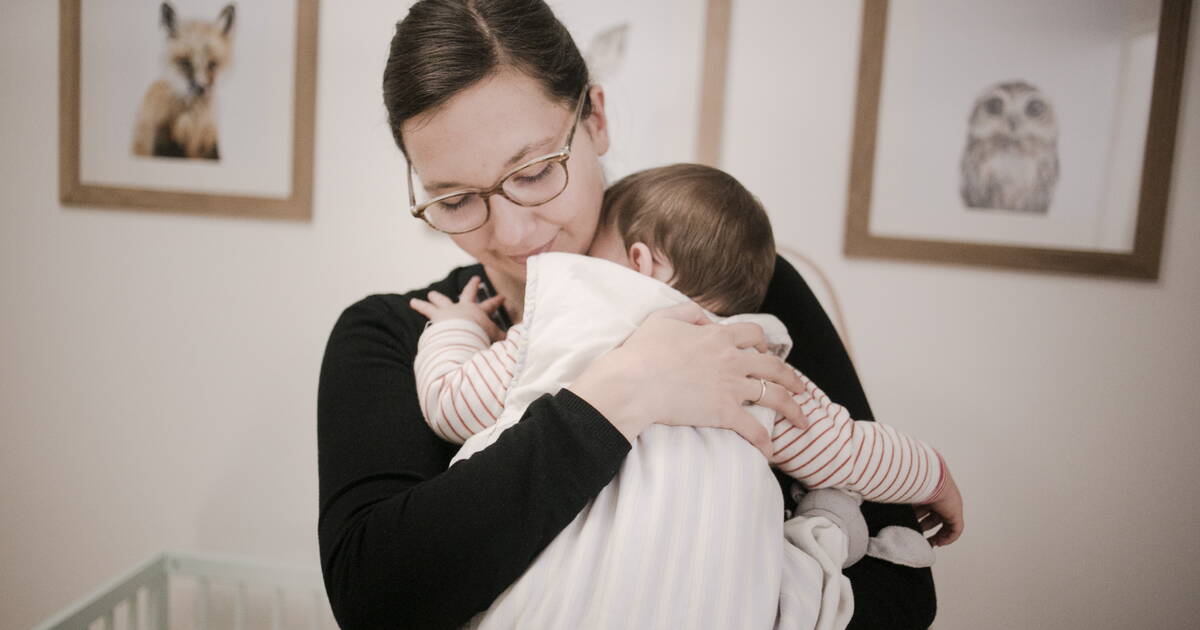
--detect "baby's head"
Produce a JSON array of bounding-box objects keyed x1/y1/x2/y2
[{"x1": 589, "y1": 164, "x2": 776, "y2": 317}]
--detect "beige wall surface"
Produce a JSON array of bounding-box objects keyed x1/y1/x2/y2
[
  {"x1": 724, "y1": 3, "x2": 1200, "y2": 628},
  {"x1": 2, "y1": 2, "x2": 1197, "y2": 629}
]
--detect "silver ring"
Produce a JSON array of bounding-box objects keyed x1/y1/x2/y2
[{"x1": 751, "y1": 378, "x2": 768, "y2": 404}]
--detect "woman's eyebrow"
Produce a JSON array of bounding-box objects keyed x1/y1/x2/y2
[
  {"x1": 502, "y1": 135, "x2": 556, "y2": 168},
  {"x1": 426, "y1": 135, "x2": 556, "y2": 192}
]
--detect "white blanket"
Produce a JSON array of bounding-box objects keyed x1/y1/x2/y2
[{"x1": 455, "y1": 253, "x2": 852, "y2": 630}]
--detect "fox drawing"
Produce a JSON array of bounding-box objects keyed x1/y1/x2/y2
[{"x1": 132, "y1": 2, "x2": 236, "y2": 160}]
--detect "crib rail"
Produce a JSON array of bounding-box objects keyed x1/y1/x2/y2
[{"x1": 31, "y1": 550, "x2": 333, "y2": 630}]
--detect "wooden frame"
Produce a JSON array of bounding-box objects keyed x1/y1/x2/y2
[
  {"x1": 59, "y1": 0, "x2": 318, "y2": 221},
  {"x1": 845, "y1": 0, "x2": 1191, "y2": 279},
  {"x1": 555, "y1": 0, "x2": 731, "y2": 181},
  {"x1": 697, "y1": 0, "x2": 732, "y2": 167}
]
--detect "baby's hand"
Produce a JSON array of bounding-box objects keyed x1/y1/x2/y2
[
  {"x1": 916, "y1": 463, "x2": 964, "y2": 547},
  {"x1": 410, "y1": 276, "x2": 506, "y2": 342}
]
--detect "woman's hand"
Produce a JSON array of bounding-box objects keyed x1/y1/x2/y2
[{"x1": 568, "y1": 302, "x2": 808, "y2": 458}]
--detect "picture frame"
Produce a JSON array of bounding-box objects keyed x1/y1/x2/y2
[
  {"x1": 548, "y1": 0, "x2": 731, "y2": 180},
  {"x1": 844, "y1": 0, "x2": 1192, "y2": 279},
  {"x1": 59, "y1": 0, "x2": 319, "y2": 221}
]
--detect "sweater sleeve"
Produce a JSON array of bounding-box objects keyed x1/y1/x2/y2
[
  {"x1": 318, "y1": 291, "x2": 630, "y2": 630},
  {"x1": 769, "y1": 370, "x2": 945, "y2": 504},
  {"x1": 414, "y1": 319, "x2": 524, "y2": 444},
  {"x1": 761, "y1": 255, "x2": 937, "y2": 629}
]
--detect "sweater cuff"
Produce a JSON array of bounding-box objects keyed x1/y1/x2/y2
[
  {"x1": 510, "y1": 390, "x2": 631, "y2": 501},
  {"x1": 553, "y1": 388, "x2": 633, "y2": 453}
]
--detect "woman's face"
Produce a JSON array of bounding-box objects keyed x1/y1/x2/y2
[{"x1": 402, "y1": 71, "x2": 610, "y2": 285}]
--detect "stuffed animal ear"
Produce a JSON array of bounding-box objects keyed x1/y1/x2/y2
[
  {"x1": 866, "y1": 526, "x2": 936, "y2": 568},
  {"x1": 217, "y1": 4, "x2": 236, "y2": 36},
  {"x1": 160, "y1": 2, "x2": 177, "y2": 38}
]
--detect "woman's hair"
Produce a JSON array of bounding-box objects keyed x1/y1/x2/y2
[
  {"x1": 383, "y1": 0, "x2": 591, "y2": 154},
  {"x1": 601, "y1": 164, "x2": 777, "y2": 317}
]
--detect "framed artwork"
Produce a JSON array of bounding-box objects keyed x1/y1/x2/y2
[
  {"x1": 845, "y1": 0, "x2": 1192, "y2": 278},
  {"x1": 59, "y1": 0, "x2": 319, "y2": 221},
  {"x1": 549, "y1": 0, "x2": 731, "y2": 180}
]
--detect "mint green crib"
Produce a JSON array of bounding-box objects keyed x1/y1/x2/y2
[{"x1": 32, "y1": 551, "x2": 335, "y2": 630}]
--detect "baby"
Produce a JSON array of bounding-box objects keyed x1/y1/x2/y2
[{"x1": 410, "y1": 164, "x2": 961, "y2": 629}]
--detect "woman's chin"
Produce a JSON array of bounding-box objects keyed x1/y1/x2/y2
[{"x1": 484, "y1": 258, "x2": 527, "y2": 284}]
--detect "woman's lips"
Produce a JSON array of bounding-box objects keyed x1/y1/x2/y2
[{"x1": 507, "y1": 237, "x2": 557, "y2": 265}]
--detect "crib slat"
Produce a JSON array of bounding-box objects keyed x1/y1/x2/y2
[
  {"x1": 270, "y1": 587, "x2": 283, "y2": 630},
  {"x1": 150, "y1": 582, "x2": 168, "y2": 630},
  {"x1": 233, "y1": 582, "x2": 247, "y2": 630},
  {"x1": 127, "y1": 593, "x2": 139, "y2": 630},
  {"x1": 103, "y1": 610, "x2": 114, "y2": 630},
  {"x1": 197, "y1": 578, "x2": 210, "y2": 630}
]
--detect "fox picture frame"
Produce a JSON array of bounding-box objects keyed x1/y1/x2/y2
[{"x1": 59, "y1": 0, "x2": 318, "y2": 221}]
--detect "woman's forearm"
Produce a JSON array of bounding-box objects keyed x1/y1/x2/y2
[
  {"x1": 318, "y1": 296, "x2": 629, "y2": 629},
  {"x1": 320, "y1": 392, "x2": 627, "y2": 629}
]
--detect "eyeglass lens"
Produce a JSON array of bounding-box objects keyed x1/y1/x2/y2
[{"x1": 421, "y1": 159, "x2": 568, "y2": 233}]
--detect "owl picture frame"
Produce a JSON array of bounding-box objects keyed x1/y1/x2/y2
[
  {"x1": 59, "y1": 0, "x2": 318, "y2": 221},
  {"x1": 845, "y1": 0, "x2": 1192, "y2": 279}
]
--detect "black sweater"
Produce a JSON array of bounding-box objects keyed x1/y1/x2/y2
[{"x1": 317, "y1": 256, "x2": 936, "y2": 629}]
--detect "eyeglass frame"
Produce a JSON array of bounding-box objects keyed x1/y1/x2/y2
[{"x1": 406, "y1": 84, "x2": 591, "y2": 235}]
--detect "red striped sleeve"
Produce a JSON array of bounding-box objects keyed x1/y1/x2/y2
[
  {"x1": 771, "y1": 367, "x2": 945, "y2": 504},
  {"x1": 415, "y1": 319, "x2": 523, "y2": 445}
]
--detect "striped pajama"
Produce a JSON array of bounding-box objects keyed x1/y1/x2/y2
[
  {"x1": 416, "y1": 323, "x2": 945, "y2": 506},
  {"x1": 413, "y1": 253, "x2": 940, "y2": 628}
]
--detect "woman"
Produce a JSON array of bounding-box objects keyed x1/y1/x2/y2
[{"x1": 317, "y1": 1, "x2": 937, "y2": 628}]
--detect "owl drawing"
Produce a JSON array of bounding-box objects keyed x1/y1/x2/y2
[{"x1": 960, "y1": 81, "x2": 1059, "y2": 214}]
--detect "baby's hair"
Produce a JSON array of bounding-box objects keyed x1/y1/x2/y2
[{"x1": 600, "y1": 164, "x2": 776, "y2": 316}]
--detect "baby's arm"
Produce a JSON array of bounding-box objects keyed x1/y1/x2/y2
[
  {"x1": 769, "y1": 369, "x2": 964, "y2": 545},
  {"x1": 410, "y1": 277, "x2": 523, "y2": 444}
]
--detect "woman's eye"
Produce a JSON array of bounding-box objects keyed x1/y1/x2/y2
[
  {"x1": 514, "y1": 163, "x2": 552, "y2": 184},
  {"x1": 437, "y1": 195, "x2": 472, "y2": 211}
]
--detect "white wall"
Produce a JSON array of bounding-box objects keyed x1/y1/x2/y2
[
  {"x1": 1, "y1": 2, "x2": 1196, "y2": 629},
  {"x1": 724, "y1": 2, "x2": 1200, "y2": 628},
  {"x1": 1, "y1": 2, "x2": 471, "y2": 629}
]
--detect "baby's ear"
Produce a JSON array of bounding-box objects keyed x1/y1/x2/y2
[{"x1": 628, "y1": 242, "x2": 655, "y2": 277}]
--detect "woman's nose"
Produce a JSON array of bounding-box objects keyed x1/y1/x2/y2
[{"x1": 488, "y1": 196, "x2": 538, "y2": 248}]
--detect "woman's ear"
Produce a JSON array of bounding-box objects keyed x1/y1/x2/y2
[
  {"x1": 583, "y1": 85, "x2": 610, "y2": 156},
  {"x1": 628, "y1": 242, "x2": 655, "y2": 277}
]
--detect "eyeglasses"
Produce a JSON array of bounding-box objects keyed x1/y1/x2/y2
[{"x1": 406, "y1": 84, "x2": 590, "y2": 235}]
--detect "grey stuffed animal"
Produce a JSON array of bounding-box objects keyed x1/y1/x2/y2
[{"x1": 788, "y1": 486, "x2": 936, "y2": 569}]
